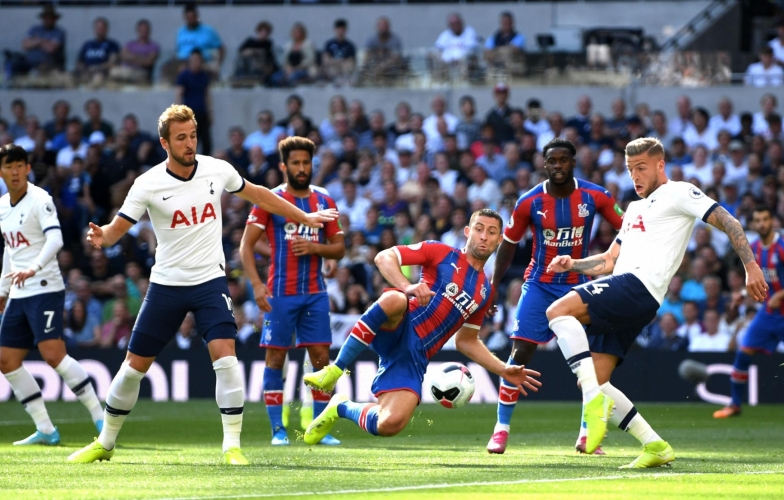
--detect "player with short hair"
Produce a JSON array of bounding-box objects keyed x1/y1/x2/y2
[
  {"x1": 546, "y1": 137, "x2": 766, "y2": 468},
  {"x1": 67, "y1": 105, "x2": 336, "y2": 465},
  {"x1": 714, "y1": 205, "x2": 784, "y2": 419},
  {"x1": 486, "y1": 138, "x2": 624, "y2": 455},
  {"x1": 0, "y1": 144, "x2": 104, "y2": 445},
  {"x1": 302, "y1": 209, "x2": 541, "y2": 443},
  {"x1": 240, "y1": 137, "x2": 345, "y2": 446}
]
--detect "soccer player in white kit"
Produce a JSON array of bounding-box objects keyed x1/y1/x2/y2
[
  {"x1": 67, "y1": 105, "x2": 337, "y2": 465},
  {"x1": 546, "y1": 137, "x2": 767, "y2": 468},
  {"x1": 0, "y1": 144, "x2": 104, "y2": 445}
]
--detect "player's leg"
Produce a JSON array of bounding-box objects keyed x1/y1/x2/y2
[
  {"x1": 340, "y1": 390, "x2": 419, "y2": 437},
  {"x1": 305, "y1": 290, "x2": 409, "y2": 392},
  {"x1": 487, "y1": 339, "x2": 536, "y2": 454},
  {"x1": 300, "y1": 350, "x2": 314, "y2": 430},
  {"x1": 264, "y1": 347, "x2": 289, "y2": 445}
]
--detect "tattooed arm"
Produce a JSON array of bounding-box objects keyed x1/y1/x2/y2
[
  {"x1": 704, "y1": 206, "x2": 768, "y2": 302},
  {"x1": 547, "y1": 239, "x2": 621, "y2": 276}
]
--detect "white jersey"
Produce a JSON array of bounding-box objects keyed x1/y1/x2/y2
[
  {"x1": 118, "y1": 155, "x2": 245, "y2": 286},
  {"x1": 614, "y1": 181, "x2": 717, "y2": 304},
  {"x1": 0, "y1": 183, "x2": 64, "y2": 298}
]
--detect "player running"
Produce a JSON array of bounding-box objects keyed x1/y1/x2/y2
[
  {"x1": 0, "y1": 144, "x2": 104, "y2": 445},
  {"x1": 713, "y1": 205, "x2": 784, "y2": 419},
  {"x1": 546, "y1": 137, "x2": 766, "y2": 468},
  {"x1": 240, "y1": 137, "x2": 344, "y2": 446},
  {"x1": 302, "y1": 209, "x2": 541, "y2": 443},
  {"x1": 67, "y1": 105, "x2": 336, "y2": 465},
  {"x1": 485, "y1": 139, "x2": 623, "y2": 455}
]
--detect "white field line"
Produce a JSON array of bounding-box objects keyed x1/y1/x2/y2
[{"x1": 0, "y1": 416, "x2": 152, "y2": 426}]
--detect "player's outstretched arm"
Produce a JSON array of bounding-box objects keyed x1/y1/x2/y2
[
  {"x1": 705, "y1": 206, "x2": 768, "y2": 302},
  {"x1": 86, "y1": 217, "x2": 134, "y2": 249},
  {"x1": 239, "y1": 223, "x2": 272, "y2": 313},
  {"x1": 454, "y1": 326, "x2": 541, "y2": 396},
  {"x1": 375, "y1": 248, "x2": 436, "y2": 306},
  {"x1": 236, "y1": 183, "x2": 338, "y2": 229},
  {"x1": 547, "y1": 239, "x2": 621, "y2": 276}
]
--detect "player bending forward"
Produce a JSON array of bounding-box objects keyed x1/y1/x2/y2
[
  {"x1": 67, "y1": 105, "x2": 336, "y2": 465},
  {"x1": 0, "y1": 145, "x2": 104, "y2": 445},
  {"x1": 302, "y1": 209, "x2": 541, "y2": 443},
  {"x1": 546, "y1": 137, "x2": 767, "y2": 468}
]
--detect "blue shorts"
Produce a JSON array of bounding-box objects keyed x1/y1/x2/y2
[
  {"x1": 741, "y1": 307, "x2": 784, "y2": 354},
  {"x1": 129, "y1": 277, "x2": 237, "y2": 357},
  {"x1": 0, "y1": 291, "x2": 65, "y2": 349},
  {"x1": 260, "y1": 293, "x2": 331, "y2": 349},
  {"x1": 574, "y1": 273, "x2": 659, "y2": 363},
  {"x1": 369, "y1": 309, "x2": 428, "y2": 402},
  {"x1": 511, "y1": 281, "x2": 574, "y2": 344}
]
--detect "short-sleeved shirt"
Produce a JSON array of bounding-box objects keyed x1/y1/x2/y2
[
  {"x1": 392, "y1": 241, "x2": 493, "y2": 359},
  {"x1": 118, "y1": 155, "x2": 245, "y2": 286},
  {"x1": 79, "y1": 38, "x2": 120, "y2": 67},
  {"x1": 324, "y1": 39, "x2": 356, "y2": 60},
  {"x1": 176, "y1": 23, "x2": 223, "y2": 61},
  {"x1": 504, "y1": 178, "x2": 624, "y2": 285},
  {"x1": 25, "y1": 24, "x2": 66, "y2": 67},
  {"x1": 0, "y1": 184, "x2": 64, "y2": 298},
  {"x1": 246, "y1": 185, "x2": 342, "y2": 297},
  {"x1": 614, "y1": 181, "x2": 718, "y2": 304},
  {"x1": 123, "y1": 39, "x2": 160, "y2": 70},
  {"x1": 176, "y1": 69, "x2": 210, "y2": 115}
]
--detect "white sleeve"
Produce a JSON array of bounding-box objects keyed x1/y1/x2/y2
[
  {"x1": 222, "y1": 160, "x2": 245, "y2": 193},
  {"x1": 32, "y1": 228, "x2": 63, "y2": 271},
  {"x1": 118, "y1": 177, "x2": 152, "y2": 224},
  {"x1": 0, "y1": 249, "x2": 10, "y2": 297},
  {"x1": 38, "y1": 195, "x2": 61, "y2": 232},
  {"x1": 672, "y1": 183, "x2": 719, "y2": 222}
]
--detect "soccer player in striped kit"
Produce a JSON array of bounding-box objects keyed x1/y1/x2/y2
[
  {"x1": 486, "y1": 139, "x2": 624, "y2": 455},
  {"x1": 240, "y1": 137, "x2": 344, "y2": 446},
  {"x1": 302, "y1": 209, "x2": 541, "y2": 443}
]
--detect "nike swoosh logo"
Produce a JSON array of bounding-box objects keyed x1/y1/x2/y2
[
  {"x1": 163, "y1": 195, "x2": 174, "y2": 200},
  {"x1": 44, "y1": 327, "x2": 55, "y2": 333}
]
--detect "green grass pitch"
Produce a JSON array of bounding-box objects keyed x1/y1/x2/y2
[{"x1": 0, "y1": 401, "x2": 782, "y2": 499}]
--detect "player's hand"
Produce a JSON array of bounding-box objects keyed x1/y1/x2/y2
[
  {"x1": 290, "y1": 237, "x2": 315, "y2": 256},
  {"x1": 485, "y1": 288, "x2": 500, "y2": 318},
  {"x1": 301, "y1": 209, "x2": 339, "y2": 229},
  {"x1": 323, "y1": 259, "x2": 338, "y2": 278},
  {"x1": 501, "y1": 364, "x2": 542, "y2": 397},
  {"x1": 6, "y1": 268, "x2": 36, "y2": 288},
  {"x1": 405, "y1": 282, "x2": 436, "y2": 306},
  {"x1": 547, "y1": 255, "x2": 573, "y2": 274},
  {"x1": 86, "y1": 222, "x2": 105, "y2": 249},
  {"x1": 744, "y1": 262, "x2": 768, "y2": 303},
  {"x1": 253, "y1": 282, "x2": 273, "y2": 313},
  {"x1": 0, "y1": 296, "x2": 7, "y2": 313}
]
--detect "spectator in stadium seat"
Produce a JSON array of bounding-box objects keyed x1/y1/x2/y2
[
  {"x1": 440, "y1": 207, "x2": 468, "y2": 249},
  {"x1": 683, "y1": 107, "x2": 718, "y2": 152},
  {"x1": 56, "y1": 119, "x2": 88, "y2": 169},
  {"x1": 111, "y1": 19, "x2": 160, "y2": 85},
  {"x1": 485, "y1": 83, "x2": 513, "y2": 144},
  {"x1": 235, "y1": 21, "x2": 279, "y2": 86},
  {"x1": 8, "y1": 99, "x2": 27, "y2": 140},
  {"x1": 745, "y1": 46, "x2": 784, "y2": 87},
  {"x1": 454, "y1": 95, "x2": 481, "y2": 151},
  {"x1": 709, "y1": 97, "x2": 742, "y2": 139},
  {"x1": 320, "y1": 95, "x2": 348, "y2": 144},
  {"x1": 336, "y1": 179, "x2": 371, "y2": 231},
  {"x1": 363, "y1": 16, "x2": 404, "y2": 85},
  {"x1": 668, "y1": 95, "x2": 693, "y2": 139},
  {"x1": 65, "y1": 299, "x2": 102, "y2": 348},
  {"x1": 322, "y1": 19, "x2": 356, "y2": 86},
  {"x1": 683, "y1": 145, "x2": 713, "y2": 188},
  {"x1": 13, "y1": 116, "x2": 42, "y2": 152},
  {"x1": 387, "y1": 101, "x2": 411, "y2": 142},
  {"x1": 121, "y1": 114, "x2": 157, "y2": 166},
  {"x1": 172, "y1": 3, "x2": 224, "y2": 79},
  {"x1": 536, "y1": 112, "x2": 566, "y2": 151},
  {"x1": 175, "y1": 313, "x2": 203, "y2": 350},
  {"x1": 484, "y1": 12, "x2": 526, "y2": 74},
  {"x1": 650, "y1": 110, "x2": 673, "y2": 147},
  {"x1": 277, "y1": 95, "x2": 313, "y2": 136},
  {"x1": 423, "y1": 95, "x2": 457, "y2": 153},
  {"x1": 175, "y1": 49, "x2": 213, "y2": 155},
  {"x1": 682, "y1": 258, "x2": 708, "y2": 302},
  {"x1": 44, "y1": 100, "x2": 70, "y2": 144},
  {"x1": 270, "y1": 22, "x2": 317, "y2": 87},
  {"x1": 434, "y1": 13, "x2": 478, "y2": 65},
  {"x1": 82, "y1": 99, "x2": 114, "y2": 143},
  {"x1": 17, "y1": 4, "x2": 66, "y2": 75},
  {"x1": 566, "y1": 95, "x2": 593, "y2": 144},
  {"x1": 222, "y1": 127, "x2": 249, "y2": 176},
  {"x1": 765, "y1": 113, "x2": 784, "y2": 141},
  {"x1": 688, "y1": 309, "x2": 731, "y2": 352},
  {"x1": 523, "y1": 99, "x2": 550, "y2": 139},
  {"x1": 467, "y1": 164, "x2": 501, "y2": 209},
  {"x1": 476, "y1": 138, "x2": 505, "y2": 180},
  {"x1": 647, "y1": 313, "x2": 688, "y2": 351},
  {"x1": 245, "y1": 110, "x2": 286, "y2": 160},
  {"x1": 99, "y1": 300, "x2": 133, "y2": 349},
  {"x1": 76, "y1": 17, "x2": 120, "y2": 88},
  {"x1": 101, "y1": 275, "x2": 142, "y2": 324},
  {"x1": 769, "y1": 18, "x2": 784, "y2": 67},
  {"x1": 605, "y1": 98, "x2": 630, "y2": 137}
]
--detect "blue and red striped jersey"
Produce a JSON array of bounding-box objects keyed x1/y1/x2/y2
[
  {"x1": 504, "y1": 178, "x2": 623, "y2": 285},
  {"x1": 751, "y1": 234, "x2": 784, "y2": 314},
  {"x1": 246, "y1": 185, "x2": 342, "y2": 296},
  {"x1": 394, "y1": 241, "x2": 493, "y2": 360}
]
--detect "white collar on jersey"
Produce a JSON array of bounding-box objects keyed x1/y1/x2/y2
[{"x1": 542, "y1": 177, "x2": 578, "y2": 195}]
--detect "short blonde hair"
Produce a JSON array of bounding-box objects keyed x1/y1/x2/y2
[
  {"x1": 625, "y1": 137, "x2": 664, "y2": 159},
  {"x1": 158, "y1": 104, "x2": 197, "y2": 140}
]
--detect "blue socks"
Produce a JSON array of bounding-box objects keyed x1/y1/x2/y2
[
  {"x1": 337, "y1": 400, "x2": 379, "y2": 436},
  {"x1": 730, "y1": 350, "x2": 752, "y2": 408},
  {"x1": 336, "y1": 302, "x2": 389, "y2": 370},
  {"x1": 263, "y1": 367, "x2": 284, "y2": 433},
  {"x1": 496, "y1": 356, "x2": 520, "y2": 429}
]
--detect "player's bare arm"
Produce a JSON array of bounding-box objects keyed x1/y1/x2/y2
[
  {"x1": 375, "y1": 248, "x2": 436, "y2": 306},
  {"x1": 704, "y1": 206, "x2": 767, "y2": 302},
  {"x1": 547, "y1": 239, "x2": 621, "y2": 276},
  {"x1": 454, "y1": 326, "x2": 541, "y2": 396},
  {"x1": 239, "y1": 223, "x2": 272, "y2": 313},
  {"x1": 235, "y1": 183, "x2": 338, "y2": 229},
  {"x1": 86, "y1": 217, "x2": 135, "y2": 249},
  {"x1": 290, "y1": 234, "x2": 346, "y2": 259},
  {"x1": 485, "y1": 239, "x2": 517, "y2": 317}
]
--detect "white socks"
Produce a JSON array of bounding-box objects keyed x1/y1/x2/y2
[
  {"x1": 601, "y1": 382, "x2": 661, "y2": 445},
  {"x1": 55, "y1": 355, "x2": 104, "y2": 424},
  {"x1": 549, "y1": 316, "x2": 600, "y2": 402},
  {"x1": 494, "y1": 423, "x2": 511, "y2": 433},
  {"x1": 99, "y1": 362, "x2": 144, "y2": 450},
  {"x1": 5, "y1": 366, "x2": 55, "y2": 434},
  {"x1": 214, "y1": 356, "x2": 244, "y2": 452}
]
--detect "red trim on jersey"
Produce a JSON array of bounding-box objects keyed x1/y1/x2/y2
[
  {"x1": 373, "y1": 388, "x2": 421, "y2": 403},
  {"x1": 311, "y1": 389, "x2": 332, "y2": 402}
]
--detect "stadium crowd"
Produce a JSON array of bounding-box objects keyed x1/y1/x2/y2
[{"x1": 1, "y1": 83, "x2": 783, "y2": 355}]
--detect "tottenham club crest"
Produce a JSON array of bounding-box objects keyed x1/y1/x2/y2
[
  {"x1": 480, "y1": 284, "x2": 487, "y2": 300},
  {"x1": 284, "y1": 222, "x2": 298, "y2": 234},
  {"x1": 578, "y1": 204, "x2": 589, "y2": 218},
  {"x1": 445, "y1": 282, "x2": 459, "y2": 297}
]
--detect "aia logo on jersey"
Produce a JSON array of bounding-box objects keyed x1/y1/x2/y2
[
  {"x1": 625, "y1": 214, "x2": 646, "y2": 232},
  {"x1": 543, "y1": 226, "x2": 584, "y2": 247},
  {"x1": 283, "y1": 221, "x2": 320, "y2": 242},
  {"x1": 442, "y1": 281, "x2": 480, "y2": 319},
  {"x1": 3, "y1": 232, "x2": 30, "y2": 248},
  {"x1": 170, "y1": 203, "x2": 217, "y2": 228}
]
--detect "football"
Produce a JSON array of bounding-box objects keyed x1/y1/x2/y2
[{"x1": 429, "y1": 362, "x2": 476, "y2": 409}]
